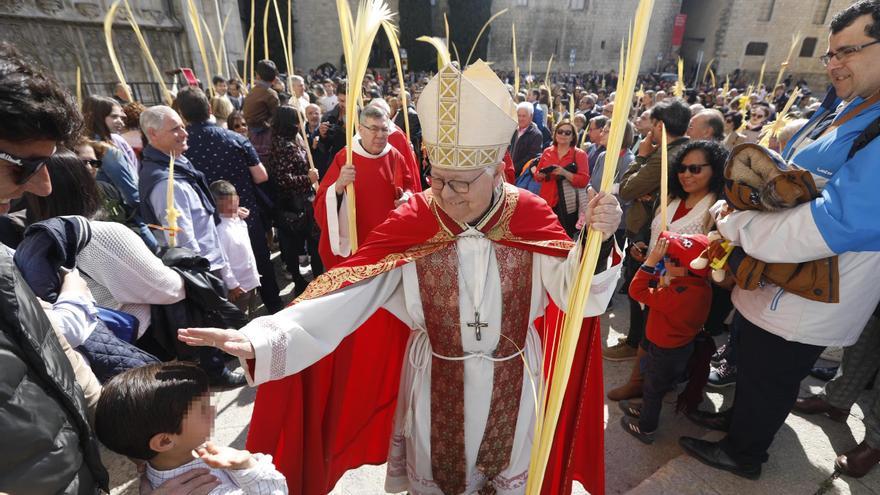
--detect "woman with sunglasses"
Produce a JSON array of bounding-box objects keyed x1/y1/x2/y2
[
  {"x1": 742, "y1": 102, "x2": 773, "y2": 143},
  {"x1": 83, "y1": 95, "x2": 158, "y2": 251},
  {"x1": 608, "y1": 140, "x2": 728, "y2": 401},
  {"x1": 532, "y1": 119, "x2": 590, "y2": 237},
  {"x1": 722, "y1": 111, "x2": 747, "y2": 151}
]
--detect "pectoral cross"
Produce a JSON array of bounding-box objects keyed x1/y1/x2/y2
[{"x1": 467, "y1": 311, "x2": 488, "y2": 341}]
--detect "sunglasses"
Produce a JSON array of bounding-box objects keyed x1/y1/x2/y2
[
  {"x1": 83, "y1": 158, "x2": 102, "y2": 168},
  {"x1": 556, "y1": 129, "x2": 573, "y2": 136},
  {"x1": 676, "y1": 163, "x2": 710, "y2": 174},
  {"x1": 0, "y1": 150, "x2": 51, "y2": 185}
]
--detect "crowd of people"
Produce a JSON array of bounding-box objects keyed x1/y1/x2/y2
[{"x1": 1, "y1": 0, "x2": 880, "y2": 493}]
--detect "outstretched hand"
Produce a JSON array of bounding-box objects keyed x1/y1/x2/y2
[
  {"x1": 178, "y1": 328, "x2": 255, "y2": 360},
  {"x1": 194, "y1": 441, "x2": 255, "y2": 471}
]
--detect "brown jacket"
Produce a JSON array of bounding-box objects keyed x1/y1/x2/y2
[
  {"x1": 619, "y1": 136, "x2": 689, "y2": 237},
  {"x1": 242, "y1": 82, "x2": 279, "y2": 129}
]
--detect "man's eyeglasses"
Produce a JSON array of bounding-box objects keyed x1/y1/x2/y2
[
  {"x1": 676, "y1": 163, "x2": 710, "y2": 174},
  {"x1": 0, "y1": 150, "x2": 52, "y2": 185},
  {"x1": 426, "y1": 172, "x2": 485, "y2": 194},
  {"x1": 819, "y1": 39, "x2": 880, "y2": 66},
  {"x1": 361, "y1": 124, "x2": 390, "y2": 134}
]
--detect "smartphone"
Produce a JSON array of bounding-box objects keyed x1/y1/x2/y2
[{"x1": 539, "y1": 165, "x2": 557, "y2": 175}]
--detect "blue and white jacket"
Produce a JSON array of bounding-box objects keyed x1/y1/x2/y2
[{"x1": 718, "y1": 89, "x2": 880, "y2": 346}]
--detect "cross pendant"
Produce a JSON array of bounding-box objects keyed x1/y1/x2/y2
[{"x1": 467, "y1": 311, "x2": 488, "y2": 341}]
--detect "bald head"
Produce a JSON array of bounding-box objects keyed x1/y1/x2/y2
[{"x1": 686, "y1": 109, "x2": 725, "y2": 141}]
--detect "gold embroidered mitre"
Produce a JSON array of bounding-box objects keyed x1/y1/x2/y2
[{"x1": 416, "y1": 60, "x2": 517, "y2": 171}]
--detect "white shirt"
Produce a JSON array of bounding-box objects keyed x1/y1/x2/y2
[
  {"x1": 145, "y1": 456, "x2": 287, "y2": 494},
  {"x1": 217, "y1": 216, "x2": 261, "y2": 292}
]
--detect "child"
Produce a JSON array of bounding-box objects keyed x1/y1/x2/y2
[
  {"x1": 210, "y1": 180, "x2": 261, "y2": 316},
  {"x1": 620, "y1": 231, "x2": 713, "y2": 444},
  {"x1": 95, "y1": 363, "x2": 287, "y2": 493}
]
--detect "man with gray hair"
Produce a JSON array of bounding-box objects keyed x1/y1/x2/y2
[
  {"x1": 508, "y1": 101, "x2": 543, "y2": 178},
  {"x1": 686, "y1": 109, "x2": 725, "y2": 141},
  {"x1": 139, "y1": 105, "x2": 245, "y2": 388},
  {"x1": 313, "y1": 104, "x2": 417, "y2": 267}
]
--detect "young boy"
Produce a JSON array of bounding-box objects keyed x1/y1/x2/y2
[
  {"x1": 620, "y1": 231, "x2": 713, "y2": 444},
  {"x1": 210, "y1": 180, "x2": 261, "y2": 316},
  {"x1": 95, "y1": 363, "x2": 287, "y2": 493}
]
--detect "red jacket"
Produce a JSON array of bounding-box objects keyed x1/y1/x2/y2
[
  {"x1": 629, "y1": 267, "x2": 712, "y2": 348},
  {"x1": 532, "y1": 145, "x2": 589, "y2": 207}
]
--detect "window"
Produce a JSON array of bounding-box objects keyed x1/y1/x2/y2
[
  {"x1": 813, "y1": 0, "x2": 831, "y2": 24},
  {"x1": 600, "y1": 40, "x2": 606, "y2": 49},
  {"x1": 745, "y1": 42, "x2": 768, "y2": 56},
  {"x1": 758, "y1": 0, "x2": 775, "y2": 21},
  {"x1": 569, "y1": 0, "x2": 586, "y2": 9},
  {"x1": 800, "y1": 37, "x2": 818, "y2": 57}
]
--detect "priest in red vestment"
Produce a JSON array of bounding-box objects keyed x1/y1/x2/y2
[
  {"x1": 314, "y1": 104, "x2": 417, "y2": 269},
  {"x1": 180, "y1": 60, "x2": 622, "y2": 495},
  {"x1": 369, "y1": 98, "x2": 423, "y2": 192}
]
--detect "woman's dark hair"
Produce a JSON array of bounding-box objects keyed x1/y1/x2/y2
[
  {"x1": 272, "y1": 105, "x2": 301, "y2": 139},
  {"x1": 25, "y1": 150, "x2": 100, "y2": 222},
  {"x1": 83, "y1": 95, "x2": 119, "y2": 141},
  {"x1": 95, "y1": 363, "x2": 209, "y2": 460},
  {"x1": 552, "y1": 120, "x2": 577, "y2": 147},
  {"x1": 668, "y1": 140, "x2": 728, "y2": 200},
  {"x1": 724, "y1": 111, "x2": 743, "y2": 130},
  {"x1": 0, "y1": 42, "x2": 82, "y2": 145}
]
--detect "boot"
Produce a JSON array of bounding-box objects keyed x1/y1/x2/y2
[{"x1": 607, "y1": 346, "x2": 647, "y2": 401}]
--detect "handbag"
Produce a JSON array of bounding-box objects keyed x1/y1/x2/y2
[{"x1": 276, "y1": 192, "x2": 315, "y2": 232}]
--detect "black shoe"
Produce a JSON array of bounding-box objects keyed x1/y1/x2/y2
[
  {"x1": 619, "y1": 399, "x2": 642, "y2": 418},
  {"x1": 621, "y1": 415, "x2": 654, "y2": 444},
  {"x1": 711, "y1": 344, "x2": 730, "y2": 364},
  {"x1": 209, "y1": 368, "x2": 247, "y2": 389},
  {"x1": 679, "y1": 437, "x2": 762, "y2": 480},
  {"x1": 809, "y1": 366, "x2": 839, "y2": 382},
  {"x1": 685, "y1": 409, "x2": 731, "y2": 432}
]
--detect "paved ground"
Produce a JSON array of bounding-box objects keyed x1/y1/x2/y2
[{"x1": 106, "y1": 255, "x2": 880, "y2": 494}]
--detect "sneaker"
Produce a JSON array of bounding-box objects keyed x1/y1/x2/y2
[
  {"x1": 621, "y1": 415, "x2": 654, "y2": 444},
  {"x1": 711, "y1": 344, "x2": 730, "y2": 364},
  {"x1": 603, "y1": 342, "x2": 638, "y2": 361},
  {"x1": 619, "y1": 399, "x2": 642, "y2": 418},
  {"x1": 707, "y1": 361, "x2": 737, "y2": 388}
]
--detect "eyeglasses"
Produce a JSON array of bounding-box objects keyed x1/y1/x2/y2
[
  {"x1": 426, "y1": 172, "x2": 485, "y2": 194},
  {"x1": 361, "y1": 124, "x2": 390, "y2": 134},
  {"x1": 556, "y1": 129, "x2": 573, "y2": 136},
  {"x1": 0, "y1": 149, "x2": 52, "y2": 185},
  {"x1": 82, "y1": 158, "x2": 102, "y2": 168},
  {"x1": 676, "y1": 163, "x2": 710, "y2": 174},
  {"x1": 820, "y1": 39, "x2": 880, "y2": 66}
]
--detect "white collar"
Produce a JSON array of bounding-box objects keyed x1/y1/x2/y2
[{"x1": 352, "y1": 138, "x2": 392, "y2": 159}]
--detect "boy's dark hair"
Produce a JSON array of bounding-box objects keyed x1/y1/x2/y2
[
  {"x1": 0, "y1": 42, "x2": 81, "y2": 144},
  {"x1": 650, "y1": 98, "x2": 692, "y2": 137},
  {"x1": 212, "y1": 75, "x2": 226, "y2": 86},
  {"x1": 668, "y1": 140, "x2": 728, "y2": 200},
  {"x1": 255, "y1": 59, "x2": 278, "y2": 82},
  {"x1": 175, "y1": 86, "x2": 211, "y2": 123},
  {"x1": 210, "y1": 179, "x2": 237, "y2": 198},
  {"x1": 271, "y1": 105, "x2": 301, "y2": 139},
  {"x1": 95, "y1": 363, "x2": 209, "y2": 460},
  {"x1": 831, "y1": 0, "x2": 880, "y2": 37},
  {"x1": 25, "y1": 150, "x2": 101, "y2": 222}
]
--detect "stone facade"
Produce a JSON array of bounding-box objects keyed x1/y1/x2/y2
[
  {"x1": 485, "y1": 0, "x2": 684, "y2": 75},
  {"x1": 681, "y1": 0, "x2": 856, "y2": 90},
  {"x1": 0, "y1": 0, "x2": 244, "y2": 103}
]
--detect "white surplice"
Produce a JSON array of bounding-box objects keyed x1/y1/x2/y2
[{"x1": 240, "y1": 228, "x2": 620, "y2": 495}]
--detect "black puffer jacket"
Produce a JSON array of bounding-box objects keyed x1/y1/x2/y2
[{"x1": 0, "y1": 246, "x2": 109, "y2": 494}]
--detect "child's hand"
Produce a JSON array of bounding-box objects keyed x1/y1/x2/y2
[
  {"x1": 645, "y1": 238, "x2": 668, "y2": 267},
  {"x1": 237, "y1": 207, "x2": 250, "y2": 220},
  {"x1": 194, "y1": 441, "x2": 256, "y2": 471}
]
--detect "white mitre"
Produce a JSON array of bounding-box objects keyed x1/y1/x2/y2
[{"x1": 416, "y1": 60, "x2": 517, "y2": 171}]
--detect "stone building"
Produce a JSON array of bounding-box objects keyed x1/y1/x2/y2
[
  {"x1": 0, "y1": 0, "x2": 245, "y2": 103},
  {"x1": 681, "y1": 0, "x2": 855, "y2": 90}
]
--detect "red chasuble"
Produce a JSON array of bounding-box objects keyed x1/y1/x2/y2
[
  {"x1": 248, "y1": 184, "x2": 610, "y2": 495},
  {"x1": 314, "y1": 142, "x2": 416, "y2": 269},
  {"x1": 387, "y1": 127, "x2": 423, "y2": 192}
]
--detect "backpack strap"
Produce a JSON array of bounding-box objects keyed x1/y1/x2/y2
[{"x1": 848, "y1": 114, "x2": 880, "y2": 160}]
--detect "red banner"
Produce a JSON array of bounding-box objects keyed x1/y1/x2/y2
[{"x1": 671, "y1": 13, "x2": 687, "y2": 48}]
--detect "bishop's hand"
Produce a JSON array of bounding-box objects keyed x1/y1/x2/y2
[
  {"x1": 178, "y1": 328, "x2": 255, "y2": 360},
  {"x1": 583, "y1": 190, "x2": 622, "y2": 241}
]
